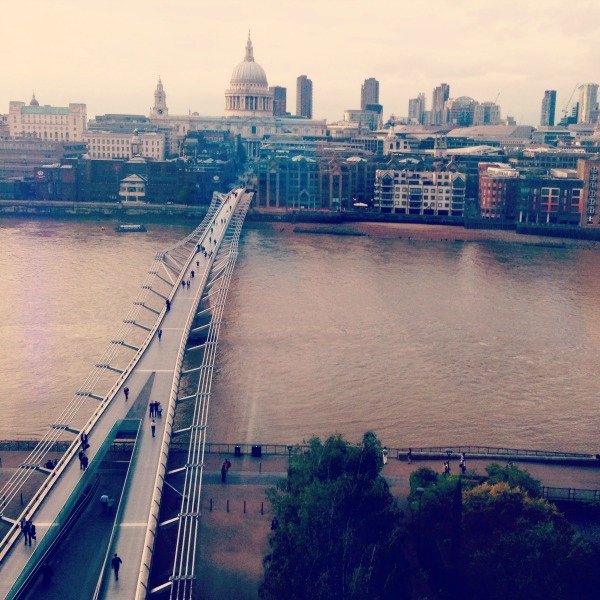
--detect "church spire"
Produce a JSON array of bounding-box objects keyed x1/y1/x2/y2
[{"x1": 245, "y1": 30, "x2": 254, "y2": 62}]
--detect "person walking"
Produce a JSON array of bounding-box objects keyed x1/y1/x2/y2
[
  {"x1": 100, "y1": 493, "x2": 109, "y2": 514},
  {"x1": 151, "y1": 420, "x2": 156, "y2": 438},
  {"x1": 20, "y1": 518, "x2": 29, "y2": 545},
  {"x1": 407, "y1": 448, "x2": 413, "y2": 464},
  {"x1": 80, "y1": 432, "x2": 89, "y2": 450},
  {"x1": 460, "y1": 452, "x2": 466, "y2": 474},
  {"x1": 221, "y1": 461, "x2": 228, "y2": 482},
  {"x1": 157, "y1": 329, "x2": 162, "y2": 341},
  {"x1": 165, "y1": 299, "x2": 170, "y2": 311},
  {"x1": 107, "y1": 496, "x2": 115, "y2": 515},
  {"x1": 29, "y1": 522, "x2": 36, "y2": 543},
  {"x1": 111, "y1": 553, "x2": 122, "y2": 581},
  {"x1": 79, "y1": 450, "x2": 86, "y2": 470},
  {"x1": 124, "y1": 387, "x2": 129, "y2": 401},
  {"x1": 81, "y1": 454, "x2": 89, "y2": 472}
]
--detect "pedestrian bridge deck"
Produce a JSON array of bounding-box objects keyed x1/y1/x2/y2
[{"x1": 0, "y1": 191, "x2": 243, "y2": 599}]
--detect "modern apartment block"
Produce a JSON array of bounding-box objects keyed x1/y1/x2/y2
[
  {"x1": 374, "y1": 168, "x2": 466, "y2": 216},
  {"x1": 296, "y1": 75, "x2": 313, "y2": 118},
  {"x1": 540, "y1": 90, "x2": 557, "y2": 126},
  {"x1": 519, "y1": 171, "x2": 583, "y2": 225}
]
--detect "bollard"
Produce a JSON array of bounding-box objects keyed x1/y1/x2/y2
[
  {"x1": 227, "y1": 499, "x2": 229, "y2": 513},
  {"x1": 259, "y1": 462, "x2": 262, "y2": 474},
  {"x1": 261, "y1": 501, "x2": 264, "y2": 515},
  {"x1": 210, "y1": 498, "x2": 213, "y2": 512},
  {"x1": 244, "y1": 500, "x2": 246, "y2": 514}
]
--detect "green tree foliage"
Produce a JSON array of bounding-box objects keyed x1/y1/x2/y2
[
  {"x1": 461, "y1": 482, "x2": 599, "y2": 600},
  {"x1": 260, "y1": 433, "x2": 410, "y2": 600},
  {"x1": 484, "y1": 462, "x2": 542, "y2": 497},
  {"x1": 407, "y1": 464, "x2": 600, "y2": 600}
]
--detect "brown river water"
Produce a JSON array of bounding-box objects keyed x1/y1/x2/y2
[{"x1": 1, "y1": 218, "x2": 599, "y2": 453}]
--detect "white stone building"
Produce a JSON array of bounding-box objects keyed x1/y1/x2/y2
[
  {"x1": 82, "y1": 131, "x2": 165, "y2": 160},
  {"x1": 8, "y1": 95, "x2": 87, "y2": 141}
]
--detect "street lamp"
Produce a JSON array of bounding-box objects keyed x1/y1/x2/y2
[{"x1": 416, "y1": 487, "x2": 425, "y2": 553}]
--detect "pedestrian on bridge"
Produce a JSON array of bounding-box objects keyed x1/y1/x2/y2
[
  {"x1": 221, "y1": 461, "x2": 227, "y2": 482},
  {"x1": 196, "y1": 260, "x2": 200, "y2": 268},
  {"x1": 79, "y1": 450, "x2": 86, "y2": 470},
  {"x1": 157, "y1": 329, "x2": 162, "y2": 341},
  {"x1": 124, "y1": 387, "x2": 129, "y2": 401},
  {"x1": 81, "y1": 454, "x2": 89, "y2": 471},
  {"x1": 166, "y1": 299, "x2": 171, "y2": 311},
  {"x1": 80, "y1": 432, "x2": 89, "y2": 450},
  {"x1": 100, "y1": 493, "x2": 109, "y2": 514},
  {"x1": 191, "y1": 270, "x2": 195, "y2": 278},
  {"x1": 111, "y1": 553, "x2": 122, "y2": 581},
  {"x1": 151, "y1": 420, "x2": 156, "y2": 437}
]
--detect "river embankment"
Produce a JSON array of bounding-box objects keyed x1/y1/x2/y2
[{"x1": 3, "y1": 200, "x2": 600, "y2": 245}]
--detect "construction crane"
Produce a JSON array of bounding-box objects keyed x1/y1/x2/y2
[
  {"x1": 562, "y1": 83, "x2": 579, "y2": 118},
  {"x1": 494, "y1": 92, "x2": 500, "y2": 104}
]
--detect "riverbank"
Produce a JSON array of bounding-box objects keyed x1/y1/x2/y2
[{"x1": 3, "y1": 200, "x2": 600, "y2": 244}]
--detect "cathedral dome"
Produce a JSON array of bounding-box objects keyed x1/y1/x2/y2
[
  {"x1": 230, "y1": 60, "x2": 268, "y2": 87},
  {"x1": 229, "y1": 33, "x2": 268, "y2": 88},
  {"x1": 30, "y1": 93, "x2": 39, "y2": 106}
]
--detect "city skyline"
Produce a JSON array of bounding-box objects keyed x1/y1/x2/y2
[{"x1": 3, "y1": 0, "x2": 599, "y2": 126}]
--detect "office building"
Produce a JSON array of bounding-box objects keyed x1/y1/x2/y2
[
  {"x1": 577, "y1": 84, "x2": 599, "y2": 124},
  {"x1": 478, "y1": 163, "x2": 520, "y2": 220},
  {"x1": 432, "y1": 83, "x2": 450, "y2": 125},
  {"x1": 296, "y1": 75, "x2": 313, "y2": 118},
  {"x1": 270, "y1": 86, "x2": 287, "y2": 116},
  {"x1": 540, "y1": 90, "x2": 557, "y2": 126},
  {"x1": 408, "y1": 94, "x2": 426, "y2": 124},
  {"x1": 360, "y1": 78, "x2": 379, "y2": 110}
]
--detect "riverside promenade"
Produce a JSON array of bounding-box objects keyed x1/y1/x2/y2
[{"x1": 1, "y1": 447, "x2": 599, "y2": 599}]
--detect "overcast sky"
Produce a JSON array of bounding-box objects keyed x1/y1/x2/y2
[{"x1": 3, "y1": 0, "x2": 599, "y2": 126}]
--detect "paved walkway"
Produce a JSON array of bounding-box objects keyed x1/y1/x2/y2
[{"x1": 187, "y1": 452, "x2": 600, "y2": 600}]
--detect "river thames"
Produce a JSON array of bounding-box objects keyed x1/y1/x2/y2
[{"x1": 1, "y1": 217, "x2": 599, "y2": 453}]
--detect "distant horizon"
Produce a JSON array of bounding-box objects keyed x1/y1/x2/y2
[{"x1": 4, "y1": 0, "x2": 599, "y2": 128}]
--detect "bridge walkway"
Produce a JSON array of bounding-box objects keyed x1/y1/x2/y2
[{"x1": 0, "y1": 193, "x2": 239, "y2": 599}]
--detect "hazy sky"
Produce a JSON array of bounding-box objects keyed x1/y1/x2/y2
[{"x1": 3, "y1": 0, "x2": 599, "y2": 126}]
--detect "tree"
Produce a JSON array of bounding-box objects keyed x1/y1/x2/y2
[
  {"x1": 260, "y1": 433, "x2": 410, "y2": 600},
  {"x1": 407, "y1": 464, "x2": 600, "y2": 600}
]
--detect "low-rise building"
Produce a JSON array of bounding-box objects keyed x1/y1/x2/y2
[{"x1": 82, "y1": 131, "x2": 165, "y2": 161}]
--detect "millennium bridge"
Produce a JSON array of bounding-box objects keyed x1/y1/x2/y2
[
  {"x1": 0, "y1": 188, "x2": 251, "y2": 599},
  {"x1": 0, "y1": 186, "x2": 599, "y2": 599}
]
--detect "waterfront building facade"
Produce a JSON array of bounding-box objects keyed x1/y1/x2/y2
[
  {"x1": 254, "y1": 154, "x2": 384, "y2": 210},
  {"x1": 9, "y1": 96, "x2": 87, "y2": 141},
  {"x1": 478, "y1": 163, "x2": 520, "y2": 219},
  {"x1": 577, "y1": 157, "x2": 600, "y2": 225},
  {"x1": 518, "y1": 171, "x2": 583, "y2": 225},
  {"x1": 374, "y1": 168, "x2": 466, "y2": 216}
]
